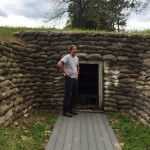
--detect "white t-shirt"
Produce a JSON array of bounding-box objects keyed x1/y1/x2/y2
[{"x1": 61, "y1": 54, "x2": 79, "y2": 78}]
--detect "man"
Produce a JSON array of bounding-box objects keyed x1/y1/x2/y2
[{"x1": 57, "y1": 45, "x2": 79, "y2": 117}]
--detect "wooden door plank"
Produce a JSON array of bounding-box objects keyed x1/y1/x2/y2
[
  {"x1": 45, "y1": 114, "x2": 63, "y2": 150},
  {"x1": 54, "y1": 116, "x2": 69, "y2": 150},
  {"x1": 63, "y1": 117, "x2": 74, "y2": 150},
  {"x1": 91, "y1": 113, "x2": 105, "y2": 150},
  {"x1": 86, "y1": 113, "x2": 97, "y2": 150},
  {"x1": 101, "y1": 114, "x2": 122, "y2": 150},
  {"x1": 72, "y1": 113, "x2": 81, "y2": 150},
  {"x1": 80, "y1": 112, "x2": 88, "y2": 150},
  {"x1": 96, "y1": 113, "x2": 115, "y2": 150}
]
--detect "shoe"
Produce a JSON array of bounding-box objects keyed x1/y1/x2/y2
[
  {"x1": 70, "y1": 111, "x2": 77, "y2": 115},
  {"x1": 63, "y1": 112, "x2": 72, "y2": 117}
]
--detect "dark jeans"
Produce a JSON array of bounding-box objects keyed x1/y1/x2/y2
[{"x1": 63, "y1": 76, "x2": 78, "y2": 113}]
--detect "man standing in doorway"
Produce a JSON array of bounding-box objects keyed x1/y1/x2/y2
[{"x1": 57, "y1": 45, "x2": 79, "y2": 117}]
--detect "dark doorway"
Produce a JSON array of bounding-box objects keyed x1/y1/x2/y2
[{"x1": 77, "y1": 64, "x2": 99, "y2": 108}]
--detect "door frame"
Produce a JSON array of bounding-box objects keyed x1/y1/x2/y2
[{"x1": 79, "y1": 60, "x2": 103, "y2": 109}]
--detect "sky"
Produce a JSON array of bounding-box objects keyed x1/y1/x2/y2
[{"x1": 0, "y1": 0, "x2": 150, "y2": 31}]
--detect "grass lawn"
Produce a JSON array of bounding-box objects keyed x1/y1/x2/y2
[
  {"x1": 0, "y1": 109, "x2": 58, "y2": 150},
  {"x1": 107, "y1": 112, "x2": 150, "y2": 150},
  {"x1": 1, "y1": 26, "x2": 150, "y2": 42},
  {"x1": 0, "y1": 111, "x2": 149, "y2": 150},
  {"x1": 0, "y1": 26, "x2": 150, "y2": 150}
]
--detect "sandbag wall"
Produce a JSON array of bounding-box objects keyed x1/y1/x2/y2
[
  {"x1": 0, "y1": 31, "x2": 150, "y2": 125},
  {"x1": 0, "y1": 42, "x2": 34, "y2": 126},
  {"x1": 0, "y1": 35, "x2": 64, "y2": 126}
]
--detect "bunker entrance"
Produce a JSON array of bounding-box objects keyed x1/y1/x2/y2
[{"x1": 77, "y1": 63, "x2": 103, "y2": 110}]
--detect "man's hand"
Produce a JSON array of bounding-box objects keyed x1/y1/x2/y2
[
  {"x1": 66, "y1": 72, "x2": 71, "y2": 78},
  {"x1": 76, "y1": 75, "x2": 78, "y2": 80}
]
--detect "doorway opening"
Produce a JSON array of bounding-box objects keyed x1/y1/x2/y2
[{"x1": 77, "y1": 63, "x2": 103, "y2": 110}]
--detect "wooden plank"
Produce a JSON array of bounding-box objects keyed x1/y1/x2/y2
[
  {"x1": 98, "y1": 62, "x2": 103, "y2": 108},
  {"x1": 63, "y1": 117, "x2": 74, "y2": 150},
  {"x1": 101, "y1": 114, "x2": 122, "y2": 150},
  {"x1": 72, "y1": 113, "x2": 81, "y2": 150},
  {"x1": 86, "y1": 113, "x2": 97, "y2": 150},
  {"x1": 46, "y1": 112, "x2": 121, "y2": 150},
  {"x1": 54, "y1": 116, "x2": 69, "y2": 150},
  {"x1": 80, "y1": 112, "x2": 88, "y2": 150},
  {"x1": 96, "y1": 113, "x2": 115, "y2": 150},
  {"x1": 45, "y1": 114, "x2": 63, "y2": 150},
  {"x1": 91, "y1": 113, "x2": 105, "y2": 150}
]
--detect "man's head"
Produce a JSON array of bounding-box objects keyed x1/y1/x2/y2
[{"x1": 69, "y1": 45, "x2": 77, "y2": 56}]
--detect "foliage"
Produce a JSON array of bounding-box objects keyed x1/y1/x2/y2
[
  {"x1": 107, "y1": 112, "x2": 150, "y2": 150},
  {"x1": 67, "y1": 0, "x2": 130, "y2": 31},
  {"x1": 46, "y1": 0, "x2": 150, "y2": 31},
  {"x1": 127, "y1": 0, "x2": 150, "y2": 13}
]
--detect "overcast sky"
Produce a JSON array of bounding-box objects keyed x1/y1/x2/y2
[{"x1": 0, "y1": 0, "x2": 150, "y2": 30}]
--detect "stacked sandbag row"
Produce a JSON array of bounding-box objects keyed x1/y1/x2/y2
[
  {"x1": 14, "y1": 31, "x2": 150, "y2": 124},
  {"x1": 0, "y1": 33, "x2": 64, "y2": 125},
  {"x1": 0, "y1": 42, "x2": 34, "y2": 126},
  {"x1": 24, "y1": 32, "x2": 64, "y2": 108},
  {"x1": 101, "y1": 35, "x2": 134, "y2": 112},
  {"x1": 66, "y1": 33, "x2": 139, "y2": 112},
  {"x1": 102, "y1": 34, "x2": 150, "y2": 125},
  {"x1": 0, "y1": 31, "x2": 150, "y2": 125},
  {"x1": 12, "y1": 31, "x2": 65, "y2": 109},
  {"x1": 128, "y1": 35, "x2": 150, "y2": 124}
]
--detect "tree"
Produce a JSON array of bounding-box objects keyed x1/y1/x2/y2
[
  {"x1": 45, "y1": 0, "x2": 150, "y2": 31},
  {"x1": 127, "y1": 0, "x2": 150, "y2": 13},
  {"x1": 107, "y1": 0, "x2": 130, "y2": 32},
  {"x1": 67, "y1": 0, "x2": 129, "y2": 31},
  {"x1": 44, "y1": 0, "x2": 69, "y2": 23}
]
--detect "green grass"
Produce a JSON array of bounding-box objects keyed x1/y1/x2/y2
[
  {"x1": 0, "y1": 110, "x2": 58, "y2": 150},
  {"x1": 0, "y1": 109, "x2": 149, "y2": 150},
  {"x1": 0, "y1": 26, "x2": 58, "y2": 42},
  {"x1": 0, "y1": 26, "x2": 150, "y2": 149},
  {"x1": 1, "y1": 26, "x2": 150, "y2": 42},
  {"x1": 0, "y1": 127, "x2": 8, "y2": 149},
  {"x1": 107, "y1": 112, "x2": 150, "y2": 150}
]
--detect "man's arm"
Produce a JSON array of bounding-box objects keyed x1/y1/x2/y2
[
  {"x1": 57, "y1": 60, "x2": 63, "y2": 69},
  {"x1": 57, "y1": 60, "x2": 71, "y2": 77},
  {"x1": 57, "y1": 60, "x2": 66, "y2": 74}
]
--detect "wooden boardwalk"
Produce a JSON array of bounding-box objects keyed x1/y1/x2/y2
[{"x1": 45, "y1": 112, "x2": 122, "y2": 150}]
